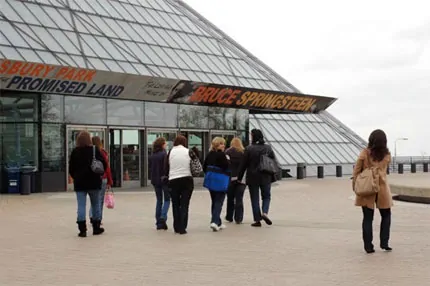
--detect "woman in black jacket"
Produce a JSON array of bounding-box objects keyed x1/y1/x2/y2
[
  {"x1": 203, "y1": 137, "x2": 230, "y2": 232},
  {"x1": 238, "y1": 129, "x2": 277, "y2": 227},
  {"x1": 69, "y1": 131, "x2": 107, "y2": 237},
  {"x1": 225, "y1": 137, "x2": 246, "y2": 224}
]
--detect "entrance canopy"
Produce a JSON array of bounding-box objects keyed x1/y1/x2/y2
[{"x1": 0, "y1": 59, "x2": 336, "y2": 114}]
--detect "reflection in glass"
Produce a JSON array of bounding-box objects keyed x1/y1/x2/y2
[
  {"x1": 41, "y1": 124, "x2": 64, "y2": 172},
  {"x1": 145, "y1": 102, "x2": 178, "y2": 127},
  {"x1": 0, "y1": 93, "x2": 38, "y2": 122},
  {"x1": 208, "y1": 107, "x2": 235, "y2": 130},
  {"x1": 64, "y1": 96, "x2": 106, "y2": 125},
  {"x1": 178, "y1": 105, "x2": 208, "y2": 129},
  {"x1": 42, "y1": 94, "x2": 64, "y2": 123},
  {"x1": 107, "y1": 99, "x2": 144, "y2": 126},
  {"x1": 122, "y1": 130, "x2": 140, "y2": 183},
  {"x1": 0, "y1": 123, "x2": 39, "y2": 168}
]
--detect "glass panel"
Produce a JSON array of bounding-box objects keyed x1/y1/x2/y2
[
  {"x1": 43, "y1": 7, "x2": 73, "y2": 30},
  {"x1": 271, "y1": 142, "x2": 295, "y2": 165},
  {"x1": 107, "y1": 100, "x2": 144, "y2": 126},
  {"x1": 17, "y1": 48, "x2": 42, "y2": 63},
  {"x1": 283, "y1": 142, "x2": 305, "y2": 163},
  {"x1": 178, "y1": 105, "x2": 208, "y2": 129},
  {"x1": 333, "y1": 144, "x2": 355, "y2": 162},
  {"x1": 267, "y1": 120, "x2": 294, "y2": 141},
  {"x1": 41, "y1": 124, "x2": 65, "y2": 172},
  {"x1": 27, "y1": 4, "x2": 57, "y2": 27},
  {"x1": 304, "y1": 122, "x2": 329, "y2": 142},
  {"x1": 317, "y1": 143, "x2": 344, "y2": 163},
  {"x1": 320, "y1": 124, "x2": 345, "y2": 142},
  {"x1": 208, "y1": 107, "x2": 235, "y2": 130},
  {"x1": 0, "y1": 123, "x2": 39, "y2": 168},
  {"x1": 64, "y1": 96, "x2": 106, "y2": 125},
  {"x1": 258, "y1": 120, "x2": 283, "y2": 141},
  {"x1": 122, "y1": 130, "x2": 140, "y2": 183},
  {"x1": 0, "y1": 92, "x2": 38, "y2": 122},
  {"x1": 0, "y1": 21, "x2": 30, "y2": 48},
  {"x1": 2, "y1": 0, "x2": 21, "y2": 22},
  {"x1": 299, "y1": 143, "x2": 323, "y2": 164},
  {"x1": 49, "y1": 29, "x2": 80, "y2": 54},
  {"x1": 307, "y1": 143, "x2": 332, "y2": 163},
  {"x1": 145, "y1": 102, "x2": 177, "y2": 127},
  {"x1": 0, "y1": 46, "x2": 23, "y2": 60},
  {"x1": 290, "y1": 142, "x2": 316, "y2": 164},
  {"x1": 41, "y1": 94, "x2": 64, "y2": 122},
  {"x1": 235, "y1": 109, "x2": 248, "y2": 130},
  {"x1": 13, "y1": 1, "x2": 39, "y2": 25}
]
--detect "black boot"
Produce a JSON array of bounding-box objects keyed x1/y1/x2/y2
[
  {"x1": 92, "y1": 220, "x2": 105, "y2": 235},
  {"x1": 77, "y1": 221, "x2": 87, "y2": 237}
]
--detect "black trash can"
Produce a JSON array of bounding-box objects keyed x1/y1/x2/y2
[
  {"x1": 411, "y1": 163, "x2": 416, "y2": 173},
  {"x1": 317, "y1": 166, "x2": 324, "y2": 179},
  {"x1": 297, "y1": 163, "x2": 306, "y2": 180},
  {"x1": 5, "y1": 166, "x2": 20, "y2": 194},
  {"x1": 20, "y1": 166, "x2": 37, "y2": 195},
  {"x1": 424, "y1": 163, "x2": 429, "y2": 173},
  {"x1": 398, "y1": 163, "x2": 403, "y2": 174},
  {"x1": 336, "y1": 165, "x2": 342, "y2": 177}
]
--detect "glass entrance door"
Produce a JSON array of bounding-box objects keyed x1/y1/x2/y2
[
  {"x1": 180, "y1": 131, "x2": 207, "y2": 162},
  {"x1": 66, "y1": 126, "x2": 106, "y2": 191},
  {"x1": 109, "y1": 129, "x2": 142, "y2": 189},
  {"x1": 147, "y1": 130, "x2": 177, "y2": 184}
]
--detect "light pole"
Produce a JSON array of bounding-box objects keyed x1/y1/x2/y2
[{"x1": 394, "y1": 138, "x2": 408, "y2": 171}]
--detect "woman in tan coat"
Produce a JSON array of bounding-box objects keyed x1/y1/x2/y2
[{"x1": 352, "y1": 129, "x2": 393, "y2": 254}]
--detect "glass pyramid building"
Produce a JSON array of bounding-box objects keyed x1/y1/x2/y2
[{"x1": 0, "y1": 0, "x2": 366, "y2": 180}]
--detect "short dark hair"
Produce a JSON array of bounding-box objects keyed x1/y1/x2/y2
[
  {"x1": 173, "y1": 135, "x2": 187, "y2": 147},
  {"x1": 152, "y1": 137, "x2": 166, "y2": 153}
]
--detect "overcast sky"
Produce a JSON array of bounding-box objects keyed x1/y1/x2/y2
[{"x1": 185, "y1": 0, "x2": 429, "y2": 156}]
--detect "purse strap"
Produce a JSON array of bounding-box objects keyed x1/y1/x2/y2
[{"x1": 92, "y1": 145, "x2": 96, "y2": 159}]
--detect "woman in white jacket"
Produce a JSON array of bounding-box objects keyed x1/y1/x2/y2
[{"x1": 166, "y1": 135, "x2": 196, "y2": 235}]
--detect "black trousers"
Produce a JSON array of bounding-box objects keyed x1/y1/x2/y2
[
  {"x1": 362, "y1": 207, "x2": 391, "y2": 250},
  {"x1": 226, "y1": 182, "x2": 245, "y2": 223},
  {"x1": 169, "y1": 177, "x2": 194, "y2": 233}
]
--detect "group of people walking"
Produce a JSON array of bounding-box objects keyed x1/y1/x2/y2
[
  {"x1": 149, "y1": 128, "x2": 278, "y2": 234},
  {"x1": 68, "y1": 126, "x2": 393, "y2": 254}
]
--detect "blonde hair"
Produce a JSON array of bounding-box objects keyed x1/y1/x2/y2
[
  {"x1": 230, "y1": 137, "x2": 244, "y2": 153},
  {"x1": 211, "y1": 137, "x2": 226, "y2": 151}
]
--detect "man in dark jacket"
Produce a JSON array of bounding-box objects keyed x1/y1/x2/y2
[{"x1": 238, "y1": 129, "x2": 278, "y2": 227}]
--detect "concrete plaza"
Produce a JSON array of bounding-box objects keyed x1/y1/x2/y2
[{"x1": 1, "y1": 174, "x2": 429, "y2": 286}]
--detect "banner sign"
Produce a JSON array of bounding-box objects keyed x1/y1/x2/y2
[{"x1": 0, "y1": 59, "x2": 336, "y2": 113}]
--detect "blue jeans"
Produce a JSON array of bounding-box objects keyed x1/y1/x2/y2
[
  {"x1": 210, "y1": 191, "x2": 226, "y2": 226},
  {"x1": 76, "y1": 190, "x2": 102, "y2": 222},
  {"x1": 248, "y1": 184, "x2": 271, "y2": 222},
  {"x1": 89, "y1": 178, "x2": 107, "y2": 220},
  {"x1": 154, "y1": 184, "x2": 171, "y2": 225}
]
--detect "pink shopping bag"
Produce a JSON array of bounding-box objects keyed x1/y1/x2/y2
[{"x1": 104, "y1": 191, "x2": 115, "y2": 209}]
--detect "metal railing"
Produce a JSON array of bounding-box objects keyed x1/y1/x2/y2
[{"x1": 391, "y1": 156, "x2": 430, "y2": 173}]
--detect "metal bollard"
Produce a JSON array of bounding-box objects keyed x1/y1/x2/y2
[
  {"x1": 424, "y1": 163, "x2": 428, "y2": 173},
  {"x1": 411, "y1": 163, "x2": 416, "y2": 173},
  {"x1": 317, "y1": 166, "x2": 324, "y2": 179},
  {"x1": 336, "y1": 165, "x2": 342, "y2": 177},
  {"x1": 398, "y1": 163, "x2": 403, "y2": 174}
]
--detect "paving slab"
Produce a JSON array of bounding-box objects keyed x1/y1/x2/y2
[{"x1": 1, "y1": 176, "x2": 430, "y2": 286}]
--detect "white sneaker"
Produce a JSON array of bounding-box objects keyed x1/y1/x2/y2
[
  {"x1": 219, "y1": 224, "x2": 227, "y2": 230},
  {"x1": 210, "y1": 223, "x2": 220, "y2": 232}
]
